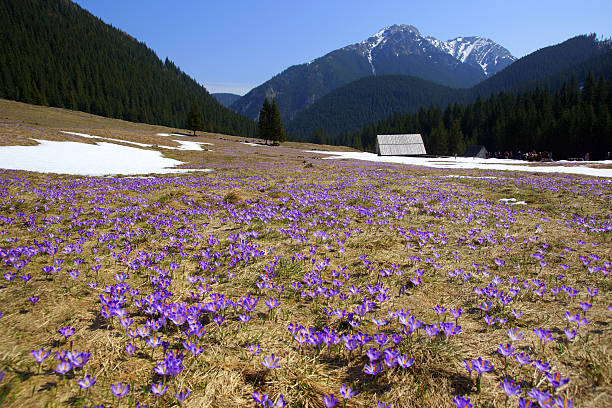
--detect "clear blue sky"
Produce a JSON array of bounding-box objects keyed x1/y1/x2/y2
[{"x1": 73, "y1": 0, "x2": 611, "y2": 95}]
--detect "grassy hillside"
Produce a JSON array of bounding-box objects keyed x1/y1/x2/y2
[{"x1": 0, "y1": 0, "x2": 255, "y2": 137}]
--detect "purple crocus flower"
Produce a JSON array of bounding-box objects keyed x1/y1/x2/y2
[
  {"x1": 78, "y1": 374, "x2": 96, "y2": 391},
  {"x1": 452, "y1": 395, "x2": 473, "y2": 408},
  {"x1": 151, "y1": 382, "x2": 167, "y2": 397},
  {"x1": 261, "y1": 353, "x2": 280, "y2": 369},
  {"x1": 57, "y1": 326, "x2": 75, "y2": 340},
  {"x1": 54, "y1": 360, "x2": 71, "y2": 376},
  {"x1": 366, "y1": 347, "x2": 381, "y2": 361},
  {"x1": 251, "y1": 390, "x2": 270, "y2": 406},
  {"x1": 111, "y1": 382, "x2": 130, "y2": 404},
  {"x1": 322, "y1": 393, "x2": 338, "y2": 408},
  {"x1": 363, "y1": 361, "x2": 383, "y2": 376},
  {"x1": 527, "y1": 388, "x2": 553, "y2": 408},
  {"x1": 514, "y1": 352, "x2": 532, "y2": 366},
  {"x1": 397, "y1": 355, "x2": 415, "y2": 368},
  {"x1": 546, "y1": 372, "x2": 570, "y2": 389},
  {"x1": 339, "y1": 384, "x2": 357, "y2": 400},
  {"x1": 532, "y1": 359, "x2": 551, "y2": 372},
  {"x1": 174, "y1": 388, "x2": 190, "y2": 406},
  {"x1": 507, "y1": 328, "x2": 524, "y2": 342},
  {"x1": 32, "y1": 347, "x2": 50, "y2": 364},
  {"x1": 473, "y1": 357, "x2": 494, "y2": 375},
  {"x1": 500, "y1": 378, "x2": 521, "y2": 397}
]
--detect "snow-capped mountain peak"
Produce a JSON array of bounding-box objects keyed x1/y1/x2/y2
[{"x1": 426, "y1": 35, "x2": 516, "y2": 76}]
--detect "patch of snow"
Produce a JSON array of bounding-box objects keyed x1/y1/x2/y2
[
  {"x1": 241, "y1": 142, "x2": 263, "y2": 147},
  {"x1": 500, "y1": 198, "x2": 527, "y2": 205},
  {"x1": 61, "y1": 131, "x2": 98, "y2": 139},
  {"x1": 442, "y1": 175, "x2": 498, "y2": 180},
  {"x1": 0, "y1": 139, "x2": 210, "y2": 176},
  {"x1": 156, "y1": 133, "x2": 171, "y2": 136},
  {"x1": 61, "y1": 131, "x2": 212, "y2": 151},
  {"x1": 305, "y1": 150, "x2": 612, "y2": 178},
  {"x1": 171, "y1": 140, "x2": 210, "y2": 151}
]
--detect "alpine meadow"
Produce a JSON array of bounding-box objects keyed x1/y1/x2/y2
[{"x1": 0, "y1": 1, "x2": 610, "y2": 408}]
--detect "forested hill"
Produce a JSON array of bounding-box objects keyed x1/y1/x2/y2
[
  {"x1": 472, "y1": 34, "x2": 612, "y2": 96},
  {"x1": 339, "y1": 74, "x2": 612, "y2": 160},
  {"x1": 286, "y1": 76, "x2": 468, "y2": 141},
  {"x1": 0, "y1": 0, "x2": 255, "y2": 136}
]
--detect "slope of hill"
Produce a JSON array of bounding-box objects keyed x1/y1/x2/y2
[
  {"x1": 287, "y1": 35, "x2": 612, "y2": 141},
  {"x1": 287, "y1": 76, "x2": 467, "y2": 141},
  {"x1": 0, "y1": 0, "x2": 255, "y2": 136},
  {"x1": 230, "y1": 24, "x2": 514, "y2": 121},
  {"x1": 212, "y1": 93, "x2": 242, "y2": 107}
]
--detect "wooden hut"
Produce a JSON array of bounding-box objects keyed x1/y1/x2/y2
[
  {"x1": 376, "y1": 134, "x2": 426, "y2": 156},
  {"x1": 463, "y1": 145, "x2": 487, "y2": 158}
]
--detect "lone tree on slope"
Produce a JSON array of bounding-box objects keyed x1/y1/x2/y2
[
  {"x1": 270, "y1": 99, "x2": 286, "y2": 143},
  {"x1": 258, "y1": 98, "x2": 272, "y2": 145},
  {"x1": 186, "y1": 101, "x2": 205, "y2": 136},
  {"x1": 257, "y1": 98, "x2": 285, "y2": 145}
]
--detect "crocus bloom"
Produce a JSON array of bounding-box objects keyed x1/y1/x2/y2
[
  {"x1": 57, "y1": 326, "x2": 75, "y2": 340},
  {"x1": 546, "y1": 372, "x2": 569, "y2": 389},
  {"x1": 497, "y1": 343, "x2": 515, "y2": 358},
  {"x1": 32, "y1": 348, "x2": 50, "y2": 364},
  {"x1": 472, "y1": 357, "x2": 494, "y2": 375},
  {"x1": 322, "y1": 394, "x2": 338, "y2": 408},
  {"x1": 175, "y1": 388, "x2": 190, "y2": 406},
  {"x1": 339, "y1": 384, "x2": 357, "y2": 400},
  {"x1": 151, "y1": 382, "x2": 167, "y2": 396},
  {"x1": 54, "y1": 360, "x2": 71, "y2": 375},
  {"x1": 248, "y1": 344, "x2": 261, "y2": 354},
  {"x1": 261, "y1": 353, "x2": 280, "y2": 369},
  {"x1": 507, "y1": 328, "x2": 524, "y2": 342},
  {"x1": 363, "y1": 361, "x2": 383, "y2": 376},
  {"x1": 452, "y1": 395, "x2": 473, "y2": 408},
  {"x1": 252, "y1": 390, "x2": 270, "y2": 406},
  {"x1": 532, "y1": 359, "x2": 551, "y2": 372},
  {"x1": 500, "y1": 378, "x2": 521, "y2": 396},
  {"x1": 78, "y1": 374, "x2": 96, "y2": 390},
  {"x1": 111, "y1": 382, "x2": 130, "y2": 402}
]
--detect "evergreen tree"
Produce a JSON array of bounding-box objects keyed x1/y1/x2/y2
[
  {"x1": 186, "y1": 102, "x2": 205, "y2": 135},
  {"x1": 270, "y1": 99, "x2": 286, "y2": 143},
  {"x1": 258, "y1": 98, "x2": 272, "y2": 144}
]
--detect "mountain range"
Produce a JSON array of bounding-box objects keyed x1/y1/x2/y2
[
  {"x1": 230, "y1": 24, "x2": 516, "y2": 121},
  {"x1": 287, "y1": 34, "x2": 612, "y2": 140}
]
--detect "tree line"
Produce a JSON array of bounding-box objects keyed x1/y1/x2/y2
[{"x1": 326, "y1": 74, "x2": 612, "y2": 160}]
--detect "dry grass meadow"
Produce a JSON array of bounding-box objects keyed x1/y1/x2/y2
[{"x1": 0, "y1": 99, "x2": 610, "y2": 408}]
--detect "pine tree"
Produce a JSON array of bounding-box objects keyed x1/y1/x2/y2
[
  {"x1": 258, "y1": 98, "x2": 272, "y2": 144},
  {"x1": 270, "y1": 99, "x2": 285, "y2": 143},
  {"x1": 186, "y1": 102, "x2": 205, "y2": 135}
]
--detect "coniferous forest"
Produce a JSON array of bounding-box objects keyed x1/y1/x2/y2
[
  {"x1": 0, "y1": 0, "x2": 256, "y2": 136},
  {"x1": 332, "y1": 74, "x2": 612, "y2": 160}
]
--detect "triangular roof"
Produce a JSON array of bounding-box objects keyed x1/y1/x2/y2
[
  {"x1": 463, "y1": 145, "x2": 487, "y2": 157},
  {"x1": 376, "y1": 134, "x2": 426, "y2": 156}
]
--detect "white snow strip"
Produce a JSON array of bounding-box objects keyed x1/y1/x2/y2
[
  {"x1": 61, "y1": 131, "x2": 212, "y2": 151},
  {"x1": 500, "y1": 198, "x2": 527, "y2": 205},
  {"x1": 305, "y1": 150, "x2": 612, "y2": 178},
  {"x1": 241, "y1": 142, "x2": 264, "y2": 147},
  {"x1": 61, "y1": 131, "x2": 98, "y2": 139},
  {"x1": 442, "y1": 175, "x2": 498, "y2": 180},
  {"x1": 156, "y1": 133, "x2": 171, "y2": 136},
  {"x1": 0, "y1": 139, "x2": 210, "y2": 176}
]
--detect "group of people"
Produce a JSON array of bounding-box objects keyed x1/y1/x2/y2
[{"x1": 486, "y1": 150, "x2": 553, "y2": 161}]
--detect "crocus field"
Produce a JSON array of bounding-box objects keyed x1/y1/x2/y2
[{"x1": 0, "y1": 101, "x2": 610, "y2": 408}]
